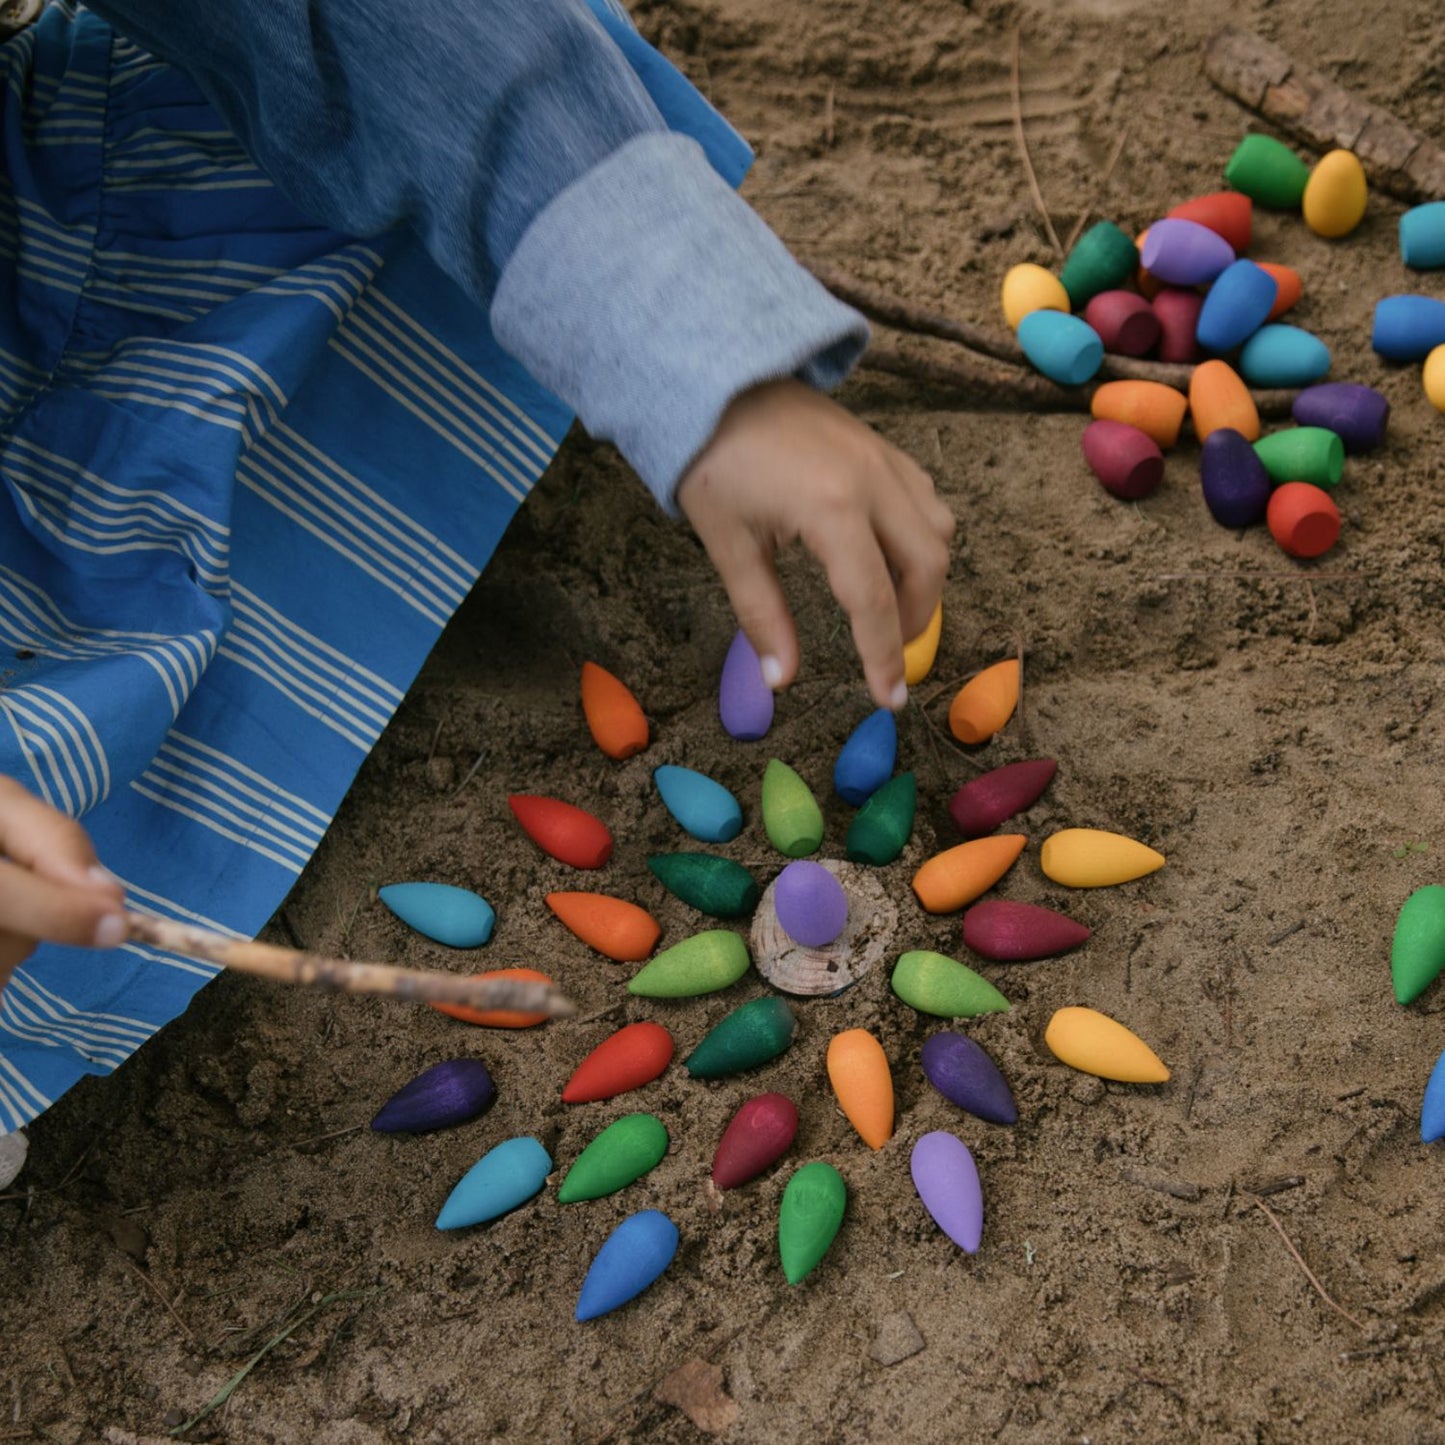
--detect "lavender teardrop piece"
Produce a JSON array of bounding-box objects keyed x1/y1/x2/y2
[{"x1": 371, "y1": 1058, "x2": 496, "y2": 1134}]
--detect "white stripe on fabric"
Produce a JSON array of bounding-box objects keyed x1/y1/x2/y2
[
  {"x1": 0, "y1": 699, "x2": 57, "y2": 808},
  {"x1": 4, "y1": 974, "x2": 153, "y2": 1047},
  {"x1": 0, "y1": 686, "x2": 109, "y2": 813},
  {"x1": 164, "y1": 732, "x2": 330, "y2": 825},
  {"x1": 0, "y1": 1057, "x2": 52, "y2": 1115},
  {"x1": 147, "y1": 748, "x2": 326, "y2": 854},
  {"x1": 126, "y1": 782, "x2": 309, "y2": 874},
  {"x1": 116, "y1": 940, "x2": 218, "y2": 981}
]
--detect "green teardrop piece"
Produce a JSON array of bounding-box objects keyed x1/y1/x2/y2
[
  {"x1": 778, "y1": 1161, "x2": 846, "y2": 1285},
  {"x1": 891, "y1": 950, "x2": 1010, "y2": 1018},
  {"x1": 629, "y1": 930, "x2": 750, "y2": 998},
  {"x1": 685, "y1": 996, "x2": 797, "y2": 1079},
  {"x1": 845, "y1": 771, "x2": 917, "y2": 866},
  {"x1": 557, "y1": 1113, "x2": 669, "y2": 1204},
  {"x1": 648, "y1": 853, "x2": 760, "y2": 919},
  {"x1": 762, "y1": 759, "x2": 824, "y2": 858},
  {"x1": 1391, "y1": 884, "x2": 1445, "y2": 1005}
]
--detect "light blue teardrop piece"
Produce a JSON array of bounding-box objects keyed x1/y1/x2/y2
[
  {"x1": 379, "y1": 882, "x2": 495, "y2": 948},
  {"x1": 654, "y1": 765, "x2": 743, "y2": 843},
  {"x1": 436, "y1": 1136, "x2": 552, "y2": 1230}
]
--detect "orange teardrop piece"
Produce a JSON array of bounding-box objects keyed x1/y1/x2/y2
[
  {"x1": 580, "y1": 661, "x2": 649, "y2": 760},
  {"x1": 947, "y1": 659, "x2": 1020, "y2": 745},
  {"x1": 431, "y1": 967, "x2": 554, "y2": 1028},
  {"x1": 562, "y1": 1021, "x2": 674, "y2": 1103},
  {"x1": 911, "y1": 835, "x2": 1027, "y2": 914},
  {"x1": 545, "y1": 891, "x2": 661, "y2": 962},
  {"x1": 826, "y1": 1029, "x2": 894, "y2": 1149}
]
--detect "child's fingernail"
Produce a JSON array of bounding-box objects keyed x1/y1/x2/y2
[
  {"x1": 760, "y1": 655, "x2": 785, "y2": 690},
  {"x1": 93, "y1": 913, "x2": 128, "y2": 949},
  {"x1": 890, "y1": 682, "x2": 909, "y2": 710},
  {"x1": 88, "y1": 864, "x2": 122, "y2": 889}
]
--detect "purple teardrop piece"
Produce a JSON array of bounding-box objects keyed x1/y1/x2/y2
[
  {"x1": 911, "y1": 1131, "x2": 984, "y2": 1253},
  {"x1": 371, "y1": 1058, "x2": 496, "y2": 1134},
  {"x1": 920, "y1": 1031, "x2": 1017, "y2": 1125},
  {"x1": 719, "y1": 630, "x2": 774, "y2": 741}
]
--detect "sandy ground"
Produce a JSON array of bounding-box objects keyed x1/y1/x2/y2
[{"x1": 5, "y1": 0, "x2": 1445, "y2": 1440}]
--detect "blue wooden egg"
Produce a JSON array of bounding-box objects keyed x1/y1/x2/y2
[
  {"x1": 1400, "y1": 202, "x2": 1445, "y2": 270},
  {"x1": 719, "y1": 629, "x2": 773, "y2": 740},
  {"x1": 1140, "y1": 218, "x2": 1234, "y2": 286},
  {"x1": 1238, "y1": 324, "x2": 1331, "y2": 387},
  {"x1": 1017, "y1": 310, "x2": 1103, "y2": 385},
  {"x1": 1423, "y1": 1047, "x2": 1445, "y2": 1144},
  {"x1": 379, "y1": 882, "x2": 495, "y2": 948},
  {"x1": 774, "y1": 860, "x2": 849, "y2": 948},
  {"x1": 654, "y1": 765, "x2": 743, "y2": 843},
  {"x1": 1200, "y1": 428, "x2": 1270, "y2": 528},
  {"x1": 1373, "y1": 295, "x2": 1445, "y2": 362},
  {"x1": 576, "y1": 1209, "x2": 680, "y2": 1321},
  {"x1": 834, "y1": 708, "x2": 897, "y2": 806},
  {"x1": 1196, "y1": 259, "x2": 1277, "y2": 353},
  {"x1": 435, "y1": 1136, "x2": 552, "y2": 1230}
]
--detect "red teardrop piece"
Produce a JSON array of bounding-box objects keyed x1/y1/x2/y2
[
  {"x1": 508, "y1": 794, "x2": 613, "y2": 869},
  {"x1": 962, "y1": 899, "x2": 1091, "y2": 961},
  {"x1": 948, "y1": 759, "x2": 1057, "y2": 838},
  {"x1": 711, "y1": 1092, "x2": 799, "y2": 1189},
  {"x1": 562, "y1": 1021, "x2": 674, "y2": 1103}
]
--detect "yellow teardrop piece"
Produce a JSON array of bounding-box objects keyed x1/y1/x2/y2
[
  {"x1": 1044, "y1": 1006, "x2": 1169, "y2": 1083},
  {"x1": 903, "y1": 602, "x2": 943, "y2": 686},
  {"x1": 1040, "y1": 828, "x2": 1164, "y2": 887}
]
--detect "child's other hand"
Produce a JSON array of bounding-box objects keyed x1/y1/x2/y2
[
  {"x1": 0, "y1": 778, "x2": 127, "y2": 987},
  {"x1": 676, "y1": 379, "x2": 954, "y2": 711}
]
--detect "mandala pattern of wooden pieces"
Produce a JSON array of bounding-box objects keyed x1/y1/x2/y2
[
  {"x1": 378, "y1": 882, "x2": 495, "y2": 948},
  {"x1": 557, "y1": 1113, "x2": 669, "y2": 1203},
  {"x1": 911, "y1": 1131, "x2": 984, "y2": 1253},
  {"x1": 431, "y1": 968, "x2": 555, "y2": 1028},
  {"x1": 371, "y1": 1059, "x2": 495, "y2": 1134},
  {"x1": 778, "y1": 1161, "x2": 847, "y2": 1285},
  {"x1": 1039, "y1": 828, "x2": 1164, "y2": 888},
  {"x1": 435, "y1": 1136, "x2": 552, "y2": 1230},
  {"x1": 562, "y1": 1021, "x2": 674, "y2": 1103},
  {"x1": 628, "y1": 930, "x2": 750, "y2": 999},
  {"x1": 891, "y1": 949, "x2": 1010, "y2": 1018},
  {"x1": 685, "y1": 996, "x2": 797, "y2": 1079},
  {"x1": 826, "y1": 1028, "x2": 894, "y2": 1149},
  {"x1": 575, "y1": 1210, "x2": 679, "y2": 1321},
  {"x1": 580, "y1": 661, "x2": 649, "y2": 760},
  {"x1": 1044, "y1": 1006, "x2": 1170, "y2": 1084},
  {"x1": 920, "y1": 1031, "x2": 1018, "y2": 1125},
  {"x1": 545, "y1": 891, "x2": 661, "y2": 962},
  {"x1": 508, "y1": 794, "x2": 613, "y2": 869},
  {"x1": 712, "y1": 1093, "x2": 799, "y2": 1188}
]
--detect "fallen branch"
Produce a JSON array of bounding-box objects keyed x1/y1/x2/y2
[{"x1": 1204, "y1": 27, "x2": 1445, "y2": 202}]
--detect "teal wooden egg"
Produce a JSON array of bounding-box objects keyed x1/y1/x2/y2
[
  {"x1": 1238, "y1": 325, "x2": 1331, "y2": 387},
  {"x1": 654, "y1": 765, "x2": 742, "y2": 843},
  {"x1": 1059, "y1": 221, "x2": 1139, "y2": 308},
  {"x1": 1017, "y1": 310, "x2": 1104, "y2": 386},
  {"x1": 845, "y1": 771, "x2": 916, "y2": 866},
  {"x1": 628, "y1": 929, "x2": 750, "y2": 998},
  {"x1": 379, "y1": 882, "x2": 495, "y2": 948},
  {"x1": 762, "y1": 759, "x2": 824, "y2": 857},
  {"x1": 1401, "y1": 202, "x2": 1445, "y2": 270}
]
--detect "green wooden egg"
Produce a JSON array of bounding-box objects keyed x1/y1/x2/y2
[
  {"x1": 761, "y1": 759, "x2": 824, "y2": 858},
  {"x1": 778, "y1": 1161, "x2": 846, "y2": 1285},
  {"x1": 845, "y1": 771, "x2": 916, "y2": 866},
  {"x1": 891, "y1": 950, "x2": 1009, "y2": 1018},
  {"x1": 1253, "y1": 427, "x2": 1344, "y2": 489},
  {"x1": 685, "y1": 996, "x2": 797, "y2": 1078},
  {"x1": 648, "y1": 853, "x2": 760, "y2": 919},
  {"x1": 628, "y1": 930, "x2": 750, "y2": 998},
  {"x1": 1224, "y1": 134, "x2": 1310, "y2": 209},
  {"x1": 557, "y1": 1113, "x2": 669, "y2": 1203},
  {"x1": 1059, "y1": 221, "x2": 1139, "y2": 309},
  {"x1": 1392, "y1": 884, "x2": 1445, "y2": 1004}
]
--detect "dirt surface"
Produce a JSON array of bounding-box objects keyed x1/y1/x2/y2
[{"x1": 6, "y1": 1, "x2": 1445, "y2": 1440}]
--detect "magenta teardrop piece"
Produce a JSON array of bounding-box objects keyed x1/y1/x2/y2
[
  {"x1": 948, "y1": 758, "x2": 1057, "y2": 838},
  {"x1": 962, "y1": 899, "x2": 1091, "y2": 962},
  {"x1": 711, "y1": 1092, "x2": 799, "y2": 1189}
]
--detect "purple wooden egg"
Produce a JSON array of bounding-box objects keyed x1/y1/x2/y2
[
  {"x1": 911, "y1": 1131, "x2": 985, "y2": 1253},
  {"x1": 1081, "y1": 419, "x2": 1164, "y2": 500},
  {"x1": 1141, "y1": 218, "x2": 1235, "y2": 286},
  {"x1": 920, "y1": 1031, "x2": 1017, "y2": 1125},
  {"x1": 962, "y1": 899, "x2": 1090, "y2": 961},
  {"x1": 1291, "y1": 382, "x2": 1390, "y2": 453},
  {"x1": 1151, "y1": 287, "x2": 1204, "y2": 363},
  {"x1": 719, "y1": 629, "x2": 773, "y2": 741},
  {"x1": 371, "y1": 1058, "x2": 496, "y2": 1134},
  {"x1": 949, "y1": 758, "x2": 1057, "y2": 838},
  {"x1": 773, "y1": 860, "x2": 848, "y2": 948},
  {"x1": 1200, "y1": 427, "x2": 1271, "y2": 528},
  {"x1": 1196, "y1": 259, "x2": 1277, "y2": 353},
  {"x1": 711, "y1": 1092, "x2": 798, "y2": 1189},
  {"x1": 1082, "y1": 290, "x2": 1161, "y2": 357}
]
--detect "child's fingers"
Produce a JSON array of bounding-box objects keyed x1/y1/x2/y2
[
  {"x1": 870, "y1": 489, "x2": 952, "y2": 647},
  {"x1": 706, "y1": 527, "x2": 799, "y2": 690},
  {"x1": 0, "y1": 858, "x2": 128, "y2": 949},
  {"x1": 0, "y1": 931, "x2": 32, "y2": 986},
  {"x1": 0, "y1": 777, "x2": 121, "y2": 897}
]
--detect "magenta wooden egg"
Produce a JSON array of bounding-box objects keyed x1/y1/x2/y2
[
  {"x1": 712, "y1": 1092, "x2": 799, "y2": 1189},
  {"x1": 774, "y1": 860, "x2": 848, "y2": 948},
  {"x1": 1151, "y1": 288, "x2": 1204, "y2": 364},
  {"x1": 1081, "y1": 419, "x2": 1164, "y2": 500},
  {"x1": 949, "y1": 758, "x2": 1057, "y2": 838},
  {"x1": 962, "y1": 899, "x2": 1091, "y2": 961},
  {"x1": 1082, "y1": 290, "x2": 1161, "y2": 357}
]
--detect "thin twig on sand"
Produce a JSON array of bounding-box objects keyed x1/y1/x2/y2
[
  {"x1": 1250, "y1": 1194, "x2": 1367, "y2": 1331},
  {"x1": 1010, "y1": 27, "x2": 1064, "y2": 260}
]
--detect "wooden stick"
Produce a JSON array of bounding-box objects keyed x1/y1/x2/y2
[
  {"x1": 125, "y1": 913, "x2": 576, "y2": 1017},
  {"x1": 1203, "y1": 27, "x2": 1445, "y2": 203},
  {"x1": 1010, "y1": 27, "x2": 1064, "y2": 260}
]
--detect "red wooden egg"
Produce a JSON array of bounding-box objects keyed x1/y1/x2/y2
[
  {"x1": 1151, "y1": 287, "x2": 1204, "y2": 363},
  {"x1": 508, "y1": 794, "x2": 613, "y2": 869},
  {"x1": 562, "y1": 1021, "x2": 674, "y2": 1103},
  {"x1": 962, "y1": 899, "x2": 1091, "y2": 961},
  {"x1": 949, "y1": 758, "x2": 1057, "y2": 838},
  {"x1": 1081, "y1": 290, "x2": 1161, "y2": 357},
  {"x1": 1081, "y1": 419, "x2": 1164, "y2": 500},
  {"x1": 1166, "y1": 191, "x2": 1253, "y2": 254},
  {"x1": 1267, "y1": 482, "x2": 1341, "y2": 559},
  {"x1": 711, "y1": 1092, "x2": 799, "y2": 1189}
]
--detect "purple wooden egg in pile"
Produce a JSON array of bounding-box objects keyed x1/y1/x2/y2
[
  {"x1": 1082, "y1": 290, "x2": 1161, "y2": 357},
  {"x1": 719, "y1": 629, "x2": 773, "y2": 741},
  {"x1": 1291, "y1": 382, "x2": 1390, "y2": 453},
  {"x1": 1200, "y1": 427, "x2": 1271, "y2": 528},
  {"x1": 1152, "y1": 287, "x2": 1204, "y2": 364},
  {"x1": 920, "y1": 1031, "x2": 1018, "y2": 1125},
  {"x1": 962, "y1": 899, "x2": 1090, "y2": 962},
  {"x1": 1141, "y1": 218, "x2": 1235, "y2": 286},
  {"x1": 1082, "y1": 419, "x2": 1164, "y2": 500},
  {"x1": 949, "y1": 758, "x2": 1057, "y2": 838},
  {"x1": 774, "y1": 860, "x2": 848, "y2": 948}
]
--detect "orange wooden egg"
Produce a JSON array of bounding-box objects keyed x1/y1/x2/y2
[
  {"x1": 912, "y1": 834, "x2": 1026, "y2": 914},
  {"x1": 431, "y1": 967, "x2": 554, "y2": 1028},
  {"x1": 545, "y1": 891, "x2": 661, "y2": 962},
  {"x1": 1188, "y1": 359, "x2": 1260, "y2": 443},
  {"x1": 1257, "y1": 262, "x2": 1303, "y2": 320},
  {"x1": 1267, "y1": 482, "x2": 1341, "y2": 559},
  {"x1": 1090, "y1": 380, "x2": 1188, "y2": 449},
  {"x1": 508, "y1": 794, "x2": 613, "y2": 869},
  {"x1": 580, "y1": 661, "x2": 648, "y2": 760},
  {"x1": 826, "y1": 1029, "x2": 894, "y2": 1149},
  {"x1": 947, "y1": 659, "x2": 1019, "y2": 744}
]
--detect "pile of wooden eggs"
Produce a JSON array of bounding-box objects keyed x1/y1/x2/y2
[
  {"x1": 1373, "y1": 201, "x2": 1445, "y2": 412},
  {"x1": 1003, "y1": 132, "x2": 1397, "y2": 561}
]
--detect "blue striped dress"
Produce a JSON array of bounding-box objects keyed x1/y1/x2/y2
[{"x1": 0, "y1": 2, "x2": 749, "y2": 1131}]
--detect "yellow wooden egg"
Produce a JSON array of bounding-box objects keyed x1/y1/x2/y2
[
  {"x1": 1039, "y1": 828, "x2": 1164, "y2": 887},
  {"x1": 1302, "y1": 149, "x2": 1367, "y2": 239},
  {"x1": 1425, "y1": 344, "x2": 1445, "y2": 413},
  {"x1": 903, "y1": 601, "x2": 942, "y2": 686},
  {"x1": 1044, "y1": 1006, "x2": 1169, "y2": 1083},
  {"x1": 1001, "y1": 263, "x2": 1070, "y2": 331}
]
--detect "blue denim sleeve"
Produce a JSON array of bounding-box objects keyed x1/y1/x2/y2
[{"x1": 82, "y1": 0, "x2": 869, "y2": 511}]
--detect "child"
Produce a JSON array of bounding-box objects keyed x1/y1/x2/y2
[{"x1": 0, "y1": 0, "x2": 952, "y2": 1137}]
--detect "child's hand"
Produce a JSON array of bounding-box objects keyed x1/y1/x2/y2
[
  {"x1": 0, "y1": 778, "x2": 127, "y2": 987},
  {"x1": 676, "y1": 379, "x2": 954, "y2": 711}
]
